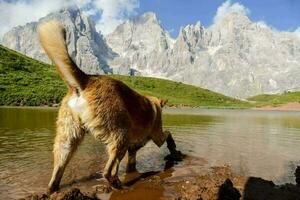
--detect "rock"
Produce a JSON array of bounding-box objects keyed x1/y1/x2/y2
[
  {"x1": 23, "y1": 188, "x2": 98, "y2": 200},
  {"x1": 60, "y1": 188, "x2": 97, "y2": 200},
  {"x1": 93, "y1": 184, "x2": 112, "y2": 194},
  {"x1": 243, "y1": 176, "x2": 300, "y2": 200},
  {"x1": 217, "y1": 179, "x2": 241, "y2": 200},
  {"x1": 295, "y1": 166, "x2": 300, "y2": 185}
]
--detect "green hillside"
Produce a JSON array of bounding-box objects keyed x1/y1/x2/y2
[
  {"x1": 248, "y1": 92, "x2": 300, "y2": 106},
  {"x1": 0, "y1": 45, "x2": 66, "y2": 106},
  {"x1": 112, "y1": 75, "x2": 249, "y2": 108},
  {"x1": 0, "y1": 44, "x2": 249, "y2": 108}
]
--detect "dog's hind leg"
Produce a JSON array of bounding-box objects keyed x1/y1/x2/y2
[
  {"x1": 164, "y1": 131, "x2": 184, "y2": 161},
  {"x1": 164, "y1": 131, "x2": 178, "y2": 154},
  {"x1": 152, "y1": 130, "x2": 184, "y2": 161},
  {"x1": 48, "y1": 107, "x2": 85, "y2": 194},
  {"x1": 126, "y1": 145, "x2": 143, "y2": 173},
  {"x1": 103, "y1": 131, "x2": 128, "y2": 189}
]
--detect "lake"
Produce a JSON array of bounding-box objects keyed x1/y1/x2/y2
[{"x1": 0, "y1": 107, "x2": 299, "y2": 199}]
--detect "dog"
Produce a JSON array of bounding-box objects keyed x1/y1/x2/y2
[{"x1": 38, "y1": 21, "x2": 183, "y2": 194}]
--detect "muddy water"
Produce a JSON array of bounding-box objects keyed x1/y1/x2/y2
[{"x1": 0, "y1": 107, "x2": 300, "y2": 199}]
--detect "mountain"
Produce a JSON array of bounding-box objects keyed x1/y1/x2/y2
[
  {"x1": 2, "y1": 6, "x2": 115, "y2": 75},
  {"x1": 0, "y1": 44, "x2": 248, "y2": 108},
  {"x1": 106, "y1": 12, "x2": 300, "y2": 98},
  {"x1": 2, "y1": 10, "x2": 300, "y2": 98},
  {"x1": 106, "y1": 12, "x2": 174, "y2": 75}
]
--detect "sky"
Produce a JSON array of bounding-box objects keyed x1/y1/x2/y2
[
  {"x1": 0, "y1": 0, "x2": 299, "y2": 39},
  {"x1": 137, "y1": 0, "x2": 300, "y2": 37}
]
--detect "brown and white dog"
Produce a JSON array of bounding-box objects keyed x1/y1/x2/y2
[{"x1": 38, "y1": 21, "x2": 183, "y2": 194}]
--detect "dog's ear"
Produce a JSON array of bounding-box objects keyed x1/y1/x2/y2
[{"x1": 160, "y1": 99, "x2": 168, "y2": 107}]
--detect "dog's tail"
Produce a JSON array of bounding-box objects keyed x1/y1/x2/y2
[{"x1": 38, "y1": 21, "x2": 88, "y2": 92}]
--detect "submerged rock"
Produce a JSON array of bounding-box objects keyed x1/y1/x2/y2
[
  {"x1": 218, "y1": 179, "x2": 241, "y2": 200},
  {"x1": 243, "y1": 168, "x2": 300, "y2": 200},
  {"x1": 60, "y1": 188, "x2": 97, "y2": 200},
  {"x1": 24, "y1": 188, "x2": 98, "y2": 200},
  {"x1": 295, "y1": 166, "x2": 300, "y2": 185}
]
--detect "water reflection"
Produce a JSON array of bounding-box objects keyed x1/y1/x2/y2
[{"x1": 0, "y1": 107, "x2": 300, "y2": 199}]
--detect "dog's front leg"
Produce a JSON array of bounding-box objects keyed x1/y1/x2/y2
[
  {"x1": 126, "y1": 149, "x2": 137, "y2": 173},
  {"x1": 126, "y1": 145, "x2": 143, "y2": 173}
]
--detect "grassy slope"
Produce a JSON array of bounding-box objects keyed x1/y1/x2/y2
[
  {"x1": 0, "y1": 44, "x2": 250, "y2": 107},
  {"x1": 247, "y1": 92, "x2": 300, "y2": 106},
  {"x1": 0, "y1": 45, "x2": 66, "y2": 106},
  {"x1": 112, "y1": 75, "x2": 249, "y2": 108}
]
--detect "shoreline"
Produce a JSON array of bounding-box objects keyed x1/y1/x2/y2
[
  {"x1": 1, "y1": 102, "x2": 300, "y2": 112},
  {"x1": 0, "y1": 105, "x2": 59, "y2": 110},
  {"x1": 253, "y1": 102, "x2": 300, "y2": 111},
  {"x1": 23, "y1": 156, "x2": 300, "y2": 200},
  {"x1": 24, "y1": 157, "x2": 247, "y2": 200}
]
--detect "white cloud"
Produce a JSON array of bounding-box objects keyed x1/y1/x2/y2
[
  {"x1": 214, "y1": 0, "x2": 250, "y2": 23},
  {"x1": 0, "y1": 0, "x2": 139, "y2": 40},
  {"x1": 93, "y1": 0, "x2": 139, "y2": 34},
  {"x1": 0, "y1": 0, "x2": 68, "y2": 40},
  {"x1": 295, "y1": 27, "x2": 300, "y2": 38},
  {"x1": 74, "y1": 0, "x2": 139, "y2": 34}
]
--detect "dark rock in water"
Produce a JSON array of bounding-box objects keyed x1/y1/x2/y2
[
  {"x1": 295, "y1": 166, "x2": 300, "y2": 185},
  {"x1": 28, "y1": 194, "x2": 49, "y2": 200},
  {"x1": 243, "y1": 177, "x2": 300, "y2": 200},
  {"x1": 217, "y1": 179, "x2": 241, "y2": 200},
  {"x1": 61, "y1": 188, "x2": 98, "y2": 200},
  {"x1": 24, "y1": 188, "x2": 98, "y2": 200}
]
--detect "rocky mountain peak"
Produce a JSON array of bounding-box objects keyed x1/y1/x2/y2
[
  {"x1": 214, "y1": 12, "x2": 252, "y2": 29},
  {"x1": 175, "y1": 21, "x2": 205, "y2": 52},
  {"x1": 106, "y1": 11, "x2": 170, "y2": 56}
]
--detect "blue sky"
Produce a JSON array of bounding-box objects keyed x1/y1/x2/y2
[
  {"x1": 137, "y1": 0, "x2": 300, "y2": 37},
  {"x1": 0, "y1": 0, "x2": 299, "y2": 39}
]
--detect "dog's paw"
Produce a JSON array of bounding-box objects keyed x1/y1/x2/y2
[
  {"x1": 164, "y1": 150, "x2": 185, "y2": 161},
  {"x1": 47, "y1": 185, "x2": 59, "y2": 195},
  {"x1": 110, "y1": 177, "x2": 123, "y2": 190}
]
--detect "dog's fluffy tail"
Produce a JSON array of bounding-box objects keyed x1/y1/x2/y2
[{"x1": 38, "y1": 21, "x2": 88, "y2": 91}]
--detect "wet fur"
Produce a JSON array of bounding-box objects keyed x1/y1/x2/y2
[{"x1": 38, "y1": 21, "x2": 180, "y2": 193}]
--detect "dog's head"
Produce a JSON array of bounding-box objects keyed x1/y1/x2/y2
[
  {"x1": 159, "y1": 99, "x2": 168, "y2": 108},
  {"x1": 148, "y1": 96, "x2": 168, "y2": 108}
]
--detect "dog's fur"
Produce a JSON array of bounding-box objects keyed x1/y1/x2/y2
[{"x1": 38, "y1": 21, "x2": 182, "y2": 193}]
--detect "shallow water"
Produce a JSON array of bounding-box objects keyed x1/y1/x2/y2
[{"x1": 0, "y1": 107, "x2": 300, "y2": 199}]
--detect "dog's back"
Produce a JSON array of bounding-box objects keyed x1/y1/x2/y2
[{"x1": 83, "y1": 75, "x2": 162, "y2": 144}]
